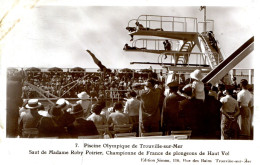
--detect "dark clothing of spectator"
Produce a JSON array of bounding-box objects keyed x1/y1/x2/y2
[
  {"x1": 67, "y1": 118, "x2": 99, "y2": 138},
  {"x1": 162, "y1": 93, "x2": 185, "y2": 134},
  {"x1": 179, "y1": 98, "x2": 203, "y2": 138},
  {"x1": 203, "y1": 95, "x2": 222, "y2": 139},
  {"x1": 38, "y1": 117, "x2": 67, "y2": 138},
  {"x1": 140, "y1": 88, "x2": 161, "y2": 133}
]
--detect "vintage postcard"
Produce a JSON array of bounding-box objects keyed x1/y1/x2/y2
[{"x1": 0, "y1": 0, "x2": 259, "y2": 164}]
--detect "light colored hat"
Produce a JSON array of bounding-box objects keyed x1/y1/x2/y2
[
  {"x1": 190, "y1": 69, "x2": 203, "y2": 81},
  {"x1": 77, "y1": 91, "x2": 90, "y2": 100},
  {"x1": 56, "y1": 98, "x2": 70, "y2": 109},
  {"x1": 25, "y1": 99, "x2": 41, "y2": 109},
  {"x1": 167, "y1": 80, "x2": 179, "y2": 87}
]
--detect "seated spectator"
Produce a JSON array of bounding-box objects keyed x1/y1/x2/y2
[
  {"x1": 87, "y1": 103, "x2": 107, "y2": 126},
  {"x1": 18, "y1": 99, "x2": 43, "y2": 137},
  {"x1": 124, "y1": 90, "x2": 140, "y2": 134},
  {"x1": 107, "y1": 102, "x2": 130, "y2": 129},
  {"x1": 38, "y1": 105, "x2": 67, "y2": 138},
  {"x1": 56, "y1": 99, "x2": 75, "y2": 127},
  {"x1": 76, "y1": 91, "x2": 91, "y2": 117},
  {"x1": 67, "y1": 104, "x2": 99, "y2": 138}
]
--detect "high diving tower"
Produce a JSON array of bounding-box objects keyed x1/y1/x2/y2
[{"x1": 124, "y1": 14, "x2": 253, "y2": 84}]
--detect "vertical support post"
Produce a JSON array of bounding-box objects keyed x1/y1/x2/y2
[
  {"x1": 185, "y1": 18, "x2": 187, "y2": 32},
  {"x1": 145, "y1": 15, "x2": 147, "y2": 28},
  {"x1": 172, "y1": 17, "x2": 174, "y2": 31},
  {"x1": 204, "y1": 6, "x2": 207, "y2": 33},
  {"x1": 160, "y1": 16, "x2": 162, "y2": 29},
  {"x1": 249, "y1": 69, "x2": 252, "y2": 84},
  {"x1": 231, "y1": 69, "x2": 236, "y2": 78}
]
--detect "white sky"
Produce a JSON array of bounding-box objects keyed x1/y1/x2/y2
[{"x1": 1, "y1": 0, "x2": 256, "y2": 70}]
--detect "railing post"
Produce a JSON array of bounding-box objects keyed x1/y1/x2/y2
[
  {"x1": 184, "y1": 17, "x2": 187, "y2": 32},
  {"x1": 249, "y1": 69, "x2": 252, "y2": 84},
  {"x1": 172, "y1": 17, "x2": 174, "y2": 31},
  {"x1": 145, "y1": 15, "x2": 147, "y2": 28},
  {"x1": 160, "y1": 16, "x2": 162, "y2": 29}
]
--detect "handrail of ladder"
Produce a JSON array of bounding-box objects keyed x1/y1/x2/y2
[
  {"x1": 199, "y1": 34, "x2": 218, "y2": 68},
  {"x1": 202, "y1": 36, "x2": 254, "y2": 83}
]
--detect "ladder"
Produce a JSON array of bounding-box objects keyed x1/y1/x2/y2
[{"x1": 199, "y1": 34, "x2": 220, "y2": 69}]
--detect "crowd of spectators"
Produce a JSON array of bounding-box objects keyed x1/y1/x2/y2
[
  {"x1": 7, "y1": 68, "x2": 254, "y2": 140},
  {"x1": 17, "y1": 69, "x2": 159, "y2": 99}
]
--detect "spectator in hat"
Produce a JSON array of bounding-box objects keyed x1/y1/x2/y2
[
  {"x1": 161, "y1": 81, "x2": 185, "y2": 135},
  {"x1": 38, "y1": 105, "x2": 67, "y2": 138},
  {"x1": 139, "y1": 79, "x2": 161, "y2": 133},
  {"x1": 190, "y1": 69, "x2": 205, "y2": 102},
  {"x1": 56, "y1": 99, "x2": 75, "y2": 127},
  {"x1": 76, "y1": 91, "x2": 91, "y2": 117},
  {"x1": 237, "y1": 79, "x2": 253, "y2": 139},
  {"x1": 18, "y1": 99, "x2": 42, "y2": 137},
  {"x1": 67, "y1": 104, "x2": 99, "y2": 138}
]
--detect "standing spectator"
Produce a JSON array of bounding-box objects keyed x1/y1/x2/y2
[
  {"x1": 139, "y1": 79, "x2": 161, "y2": 134},
  {"x1": 237, "y1": 79, "x2": 253, "y2": 139},
  {"x1": 179, "y1": 85, "x2": 202, "y2": 138},
  {"x1": 161, "y1": 81, "x2": 185, "y2": 135},
  {"x1": 231, "y1": 76, "x2": 238, "y2": 89},
  {"x1": 203, "y1": 86, "x2": 222, "y2": 139},
  {"x1": 208, "y1": 85, "x2": 218, "y2": 100},
  {"x1": 217, "y1": 84, "x2": 225, "y2": 100},
  {"x1": 163, "y1": 40, "x2": 171, "y2": 51},
  {"x1": 124, "y1": 91, "x2": 140, "y2": 135},
  {"x1": 220, "y1": 86, "x2": 240, "y2": 140},
  {"x1": 190, "y1": 69, "x2": 205, "y2": 102}
]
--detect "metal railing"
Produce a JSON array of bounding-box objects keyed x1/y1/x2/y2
[
  {"x1": 131, "y1": 38, "x2": 175, "y2": 50},
  {"x1": 158, "y1": 51, "x2": 214, "y2": 67},
  {"x1": 198, "y1": 19, "x2": 214, "y2": 33},
  {"x1": 127, "y1": 15, "x2": 198, "y2": 32}
]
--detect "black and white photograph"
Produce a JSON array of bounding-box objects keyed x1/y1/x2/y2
[{"x1": 0, "y1": 0, "x2": 259, "y2": 164}]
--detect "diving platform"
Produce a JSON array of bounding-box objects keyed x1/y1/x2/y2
[
  {"x1": 129, "y1": 30, "x2": 199, "y2": 41},
  {"x1": 124, "y1": 14, "x2": 232, "y2": 85}
]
